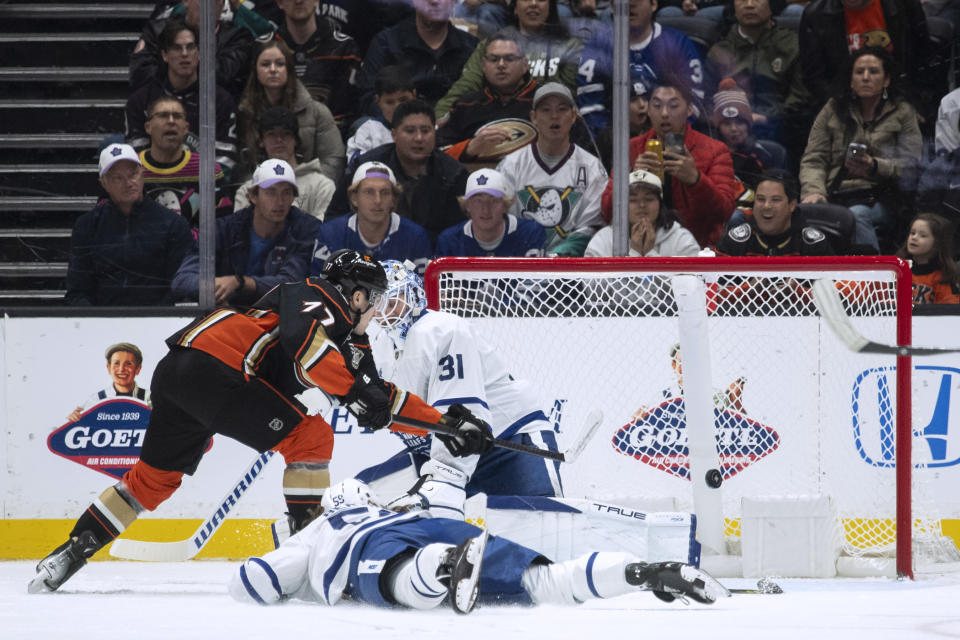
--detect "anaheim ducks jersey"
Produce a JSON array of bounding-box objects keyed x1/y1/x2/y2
[
  {"x1": 168, "y1": 277, "x2": 439, "y2": 432},
  {"x1": 716, "y1": 218, "x2": 835, "y2": 257},
  {"x1": 167, "y1": 278, "x2": 362, "y2": 399},
  {"x1": 497, "y1": 143, "x2": 607, "y2": 253}
]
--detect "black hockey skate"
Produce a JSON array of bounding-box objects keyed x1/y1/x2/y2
[
  {"x1": 625, "y1": 561, "x2": 730, "y2": 604},
  {"x1": 28, "y1": 531, "x2": 101, "y2": 594},
  {"x1": 438, "y1": 530, "x2": 488, "y2": 614}
]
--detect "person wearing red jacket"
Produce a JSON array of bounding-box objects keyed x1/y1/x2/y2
[{"x1": 600, "y1": 81, "x2": 737, "y2": 248}]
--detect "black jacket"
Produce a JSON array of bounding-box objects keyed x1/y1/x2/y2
[
  {"x1": 357, "y1": 17, "x2": 478, "y2": 113},
  {"x1": 277, "y1": 18, "x2": 361, "y2": 127},
  {"x1": 326, "y1": 143, "x2": 469, "y2": 236},
  {"x1": 799, "y1": 0, "x2": 930, "y2": 110},
  {"x1": 716, "y1": 214, "x2": 836, "y2": 257},
  {"x1": 65, "y1": 196, "x2": 194, "y2": 306},
  {"x1": 435, "y1": 77, "x2": 538, "y2": 155},
  {"x1": 129, "y1": 2, "x2": 255, "y2": 99},
  {"x1": 125, "y1": 76, "x2": 239, "y2": 178}
]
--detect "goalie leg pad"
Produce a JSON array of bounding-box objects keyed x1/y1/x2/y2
[
  {"x1": 521, "y1": 552, "x2": 635, "y2": 605},
  {"x1": 386, "y1": 543, "x2": 450, "y2": 610}
]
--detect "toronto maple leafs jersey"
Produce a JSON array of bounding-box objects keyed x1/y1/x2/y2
[
  {"x1": 310, "y1": 212, "x2": 432, "y2": 275},
  {"x1": 576, "y1": 23, "x2": 704, "y2": 135},
  {"x1": 497, "y1": 143, "x2": 607, "y2": 255},
  {"x1": 390, "y1": 310, "x2": 550, "y2": 441},
  {"x1": 435, "y1": 214, "x2": 545, "y2": 257},
  {"x1": 253, "y1": 504, "x2": 420, "y2": 606}
]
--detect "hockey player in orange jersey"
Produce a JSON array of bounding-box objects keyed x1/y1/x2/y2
[{"x1": 29, "y1": 250, "x2": 493, "y2": 594}]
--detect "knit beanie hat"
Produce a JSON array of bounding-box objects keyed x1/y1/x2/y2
[{"x1": 712, "y1": 78, "x2": 752, "y2": 126}]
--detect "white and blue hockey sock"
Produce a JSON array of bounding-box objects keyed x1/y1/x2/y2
[
  {"x1": 520, "y1": 552, "x2": 635, "y2": 605},
  {"x1": 387, "y1": 543, "x2": 451, "y2": 610}
]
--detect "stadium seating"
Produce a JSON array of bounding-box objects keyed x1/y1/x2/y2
[{"x1": 0, "y1": 0, "x2": 151, "y2": 305}]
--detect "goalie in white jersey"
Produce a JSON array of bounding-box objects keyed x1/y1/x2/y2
[
  {"x1": 356, "y1": 260, "x2": 563, "y2": 518},
  {"x1": 229, "y1": 479, "x2": 729, "y2": 613}
]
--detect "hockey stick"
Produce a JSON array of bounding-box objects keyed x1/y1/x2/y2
[
  {"x1": 811, "y1": 279, "x2": 960, "y2": 357},
  {"x1": 109, "y1": 450, "x2": 276, "y2": 562},
  {"x1": 390, "y1": 410, "x2": 603, "y2": 463},
  {"x1": 560, "y1": 409, "x2": 603, "y2": 464},
  {"x1": 727, "y1": 578, "x2": 784, "y2": 595}
]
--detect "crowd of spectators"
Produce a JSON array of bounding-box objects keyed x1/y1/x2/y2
[{"x1": 64, "y1": 0, "x2": 960, "y2": 308}]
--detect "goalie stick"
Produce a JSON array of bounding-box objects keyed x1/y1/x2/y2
[
  {"x1": 390, "y1": 410, "x2": 603, "y2": 463},
  {"x1": 811, "y1": 279, "x2": 960, "y2": 356},
  {"x1": 109, "y1": 450, "x2": 276, "y2": 562}
]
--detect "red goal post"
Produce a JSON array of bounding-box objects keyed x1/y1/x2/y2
[{"x1": 424, "y1": 256, "x2": 934, "y2": 578}]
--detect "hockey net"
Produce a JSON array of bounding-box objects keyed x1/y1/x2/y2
[{"x1": 425, "y1": 256, "x2": 960, "y2": 578}]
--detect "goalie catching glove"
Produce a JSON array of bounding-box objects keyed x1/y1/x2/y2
[
  {"x1": 341, "y1": 374, "x2": 396, "y2": 430},
  {"x1": 436, "y1": 404, "x2": 495, "y2": 458}
]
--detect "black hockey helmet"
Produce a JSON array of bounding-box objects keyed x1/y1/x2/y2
[{"x1": 322, "y1": 249, "x2": 388, "y2": 304}]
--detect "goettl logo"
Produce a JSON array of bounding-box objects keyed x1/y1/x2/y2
[
  {"x1": 612, "y1": 398, "x2": 780, "y2": 480},
  {"x1": 853, "y1": 365, "x2": 960, "y2": 468},
  {"x1": 47, "y1": 398, "x2": 150, "y2": 479}
]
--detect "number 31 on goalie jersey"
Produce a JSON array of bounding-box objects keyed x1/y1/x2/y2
[{"x1": 438, "y1": 354, "x2": 465, "y2": 381}]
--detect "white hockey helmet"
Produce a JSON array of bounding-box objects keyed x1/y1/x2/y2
[
  {"x1": 321, "y1": 479, "x2": 379, "y2": 512},
  {"x1": 374, "y1": 260, "x2": 427, "y2": 349}
]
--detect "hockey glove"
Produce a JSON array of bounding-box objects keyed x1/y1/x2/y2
[
  {"x1": 342, "y1": 375, "x2": 395, "y2": 430},
  {"x1": 436, "y1": 404, "x2": 494, "y2": 457}
]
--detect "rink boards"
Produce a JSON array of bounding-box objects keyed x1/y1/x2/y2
[{"x1": 1, "y1": 314, "x2": 959, "y2": 559}]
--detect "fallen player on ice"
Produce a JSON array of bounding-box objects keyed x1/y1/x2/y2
[{"x1": 229, "y1": 479, "x2": 730, "y2": 614}]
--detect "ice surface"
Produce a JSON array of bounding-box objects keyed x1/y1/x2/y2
[{"x1": 4, "y1": 560, "x2": 960, "y2": 639}]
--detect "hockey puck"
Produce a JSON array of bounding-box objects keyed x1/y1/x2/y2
[{"x1": 705, "y1": 468, "x2": 723, "y2": 488}]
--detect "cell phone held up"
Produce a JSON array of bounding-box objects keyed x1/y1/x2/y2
[
  {"x1": 847, "y1": 142, "x2": 868, "y2": 161},
  {"x1": 663, "y1": 132, "x2": 685, "y2": 155},
  {"x1": 644, "y1": 138, "x2": 664, "y2": 181}
]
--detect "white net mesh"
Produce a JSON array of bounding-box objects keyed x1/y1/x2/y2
[{"x1": 430, "y1": 259, "x2": 958, "y2": 574}]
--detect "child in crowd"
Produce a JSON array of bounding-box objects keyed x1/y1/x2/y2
[
  {"x1": 346, "y1": 66, "x2": 416, "y2": 164},
  {"x1": 896, "y1": 213, "x2": 960, "y2": 304}
]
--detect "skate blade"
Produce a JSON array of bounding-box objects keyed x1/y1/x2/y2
[
  {"x1": 27, "y1": 568, "x2": 55, "y2": 594},
  {"x1": 451, "y1": 531, "x2": 489, "y2": 615},
  {"x1": 678, "y1": 565, "x2": 731, "y2": 603}
]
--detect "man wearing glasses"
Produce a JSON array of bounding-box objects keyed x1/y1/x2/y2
[
  {"x1": 125, "y1": 20, "x2": 239, "y2": 178},
  {"x1": 436, "y1": 31, "x2": 538, "y2": 163},
  {"x1": 64, "y1": 143, "x2": 193, "y2": 306},
  {"x1": 138, "y1": 95, "x2": 231, "y2": 227}
]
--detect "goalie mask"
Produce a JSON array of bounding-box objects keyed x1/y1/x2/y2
[{"x1": 374, "y1": 260, "x2": 427, "y2": 350}]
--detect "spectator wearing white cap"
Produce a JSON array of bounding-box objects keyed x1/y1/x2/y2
[
  {"x1": 585, "y1": 169, "x2": 700, "y2": 257},
  {"x1": 496, "y1": 82, "x2": 608, "y2": 256},
  {"x1": 436, "y1": 168, "x2": 545, "y2": 256},
  {"x1": 65, "y1": 143, "x2": 194, "y2": 306},
  {"x1": 233, "y1": 106, "x2": 336, "y2": 220},
  {"x1": 171, "y1": 158, "x2": 321, "y2": 307},
  {"x1": 310, "y1": 161, "x2": 432, "y2": 274},
  {"x1": 326, "y1": 100, "x2": 469, "y2": 236}
]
